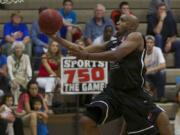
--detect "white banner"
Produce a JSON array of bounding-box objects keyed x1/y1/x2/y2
[{"x1": 61, "y1": 56, "x2": 108, "y2": 94}]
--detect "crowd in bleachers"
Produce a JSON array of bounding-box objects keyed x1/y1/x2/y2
[{"x1": 0, "y1": 0, "x2": 180, "y2": 135}]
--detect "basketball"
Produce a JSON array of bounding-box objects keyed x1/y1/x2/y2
[{"x1": 38, "y1": 8, "x2": 63, "y2": 35}]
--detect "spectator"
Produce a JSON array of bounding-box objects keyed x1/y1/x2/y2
[
  {"x1": 32, "y1": 97, "x2": 48, "y2": 135},
  {"x1": 31, "y1": 7, "x2": 49, "y2": 70},
  {"x1": 2, "y1": 11, "x2": 31, "y2": 56},
  {"x1": 175, "y1": 84, "x2": 180, "y2": 135},
  {"x1": 36, "y1": 41, "x2": 61, "y2": 106},
  {"x1": 145, "y1": 35, "x2": 166, "y2": 102},
  {"x1": 147, "y1": 3, "x2": 180, "y2": 68},
  {"x1": 0, "y1": 94, "x2": 16, "y2": 135},
  {"x1": 147, "y1": 0, "x2": 172, "y2": 34},
  {"x1": 0, "y1": 93, "x2": 24, "y2": 135},
  {"x1": 7, "y1": 41, "x2": 32, "y2": 105},
  {"x1": 59, "y1": 0, "x2": 80, "y2": 55},
  {"x1": 59, "y1": 0, "x2": 77, "y2": 38},
  {"x1": 147, "y1": 0, "x2": 171, "y2": 16},
  {"x1": 0, "y1": 45, "x2": 10, "y2": 93},
  {"x1": 93, "y1": 25, "x2": 116, "y2": 45},
  {"x1": 17, "y1": 79, "x2": 48, "y2": 135},
  {"x1": 111, "y1": 1, "x2": 133, "y2": 25},
  {"x1": 84, "y1": 4, "x2": 115, "y2": 45}
]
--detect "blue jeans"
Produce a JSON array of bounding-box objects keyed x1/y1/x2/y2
[
  {"x1": 146, "y1": 71, "x2": 166, "y2": 99},
  {"x1": 155, "y1": 34, "x2": 180, "y2": 68}
]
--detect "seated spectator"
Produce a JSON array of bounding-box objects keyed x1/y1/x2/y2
[
  {"x1": 17, "y1": 79, "x2": 48, "y2": 135},
  {"x1": 147, "y1": 3, "x2": 180, "y2": 68},
  {"x1": 36, "y1": 41, "x2": 61, "y2": 106},
  {"x1": 147, "y1": 0, "x2": 171, "y2": 29},
  {"x1": 32, "y1": 97, "x2": 48, "y2": 135},
  {"x1": 93, "y1": 25, "x2": 116, "y2": 45},
  {"x1": 0, "y1": 45, "x2": 10, "y2": 93},
  {"x1": 7, "y1": 41, "x2": 32, "y2": 105},
  {"x1": 147, "y1": 0, "x2": 171, "y2": 33},
  {"x1": 59, "y1": 0, "x2": 81, "y2": 56},
  {"x1": 84, "y1": 4, "x2": 115, "y2": 45},
  {"x1": 175, "y1": 84, "x2": 180, "y2": 135},
  {"x1": 0, "y1": 94, "x2": 24, "y2": 135},
  {"x1": 0, "y1": 94, "x2": 14, "y2": 135},
  {"x1": 111, "y1": 1, "x2": 133, "y2": 25},
  {"x1": 2, "y1": 11, "x2": 31, "y2": 56},
  {"x1": 145, "y1": 35, "x2": 166, "y2": 102},
  {"x1": 31, "y1": 7, "x2": 49, "y2": 70}
]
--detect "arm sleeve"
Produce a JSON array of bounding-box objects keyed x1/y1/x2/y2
[
  {"x1": 72, "y1": 12, "x2": 77, "y2": 24},
  {"x1": 147, "y1": 14, "x2": 157, "y2": 35},
  {"x1": 7, "y1": 56, "x2": 15, "y2": 80},
  {"x1": 26, "y1": 55, "x2": 32, "y2": 79},
  {"x1": 157, "y1": 48, "x2": 166, "y2": 64},
  {"x1": 22, "y1": 24, "x2": 30, "y2": 37},
  {"x1": 83, "y1": 22, "x2": 91, "y2": 39},
  {"x1": 31, "y1": 22, "x2": 47, "y2": 47},
  {"x1": 1, "y1": 56, "x2": 7, "y2": 66},
  {"x1": 168, "y1": 12, "x2": 178, "y2": 36},
  {"x1": 3, "y1": 23, "x2": 11, "y2": 37}
]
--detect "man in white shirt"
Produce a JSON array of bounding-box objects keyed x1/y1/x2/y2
[{"x1": 145, "y1": 35, "x2": 166, "y2": 102}]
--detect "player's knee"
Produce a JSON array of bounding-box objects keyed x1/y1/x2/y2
[
  {"x1": 79, "y1": 115, "x2": 97, "y2": 130},
  {"x1": 157, "y1": 112, "x2": 173, "y2": 135}
]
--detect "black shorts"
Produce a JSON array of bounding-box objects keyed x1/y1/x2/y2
[{"x1": 85, "y1": 86, "x2": 163, "y2": 135}]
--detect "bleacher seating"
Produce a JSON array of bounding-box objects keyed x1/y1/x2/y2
[{"x1": 1, "y1": 0, "x2": 180, "y2": 134}]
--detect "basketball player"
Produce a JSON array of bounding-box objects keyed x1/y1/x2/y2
[{"x1": 49, "y1": 14, "x2": 172, "y2": 135}]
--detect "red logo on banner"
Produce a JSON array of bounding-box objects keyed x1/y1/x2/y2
[{"x1": 61, "y1": 57, "x2": 108, "y2": 94}]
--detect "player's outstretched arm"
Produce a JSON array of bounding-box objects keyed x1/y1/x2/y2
[
  {"x1": 50, "y1": 35, "x2": 79, "y2": 51},
  {"x1": 50, "y1": 34, "x2": 107, "y2": 53},
  {"x1": 71, "y1": 32, "x2": 143, "y2": 61}
]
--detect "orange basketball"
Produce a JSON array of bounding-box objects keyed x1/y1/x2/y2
[{"x1": 39, "y1": 8, "x2": 63, "y2": 35}]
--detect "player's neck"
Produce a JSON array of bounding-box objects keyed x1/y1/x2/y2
[{"x1": 122, "y1": 30, "x2": 134, "y2": 39}]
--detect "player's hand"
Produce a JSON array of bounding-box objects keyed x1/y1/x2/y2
[{"x1": 70, "y1": 49, "x2": 89, "y2": 60}]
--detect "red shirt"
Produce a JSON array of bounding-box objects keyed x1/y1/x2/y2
[
  {"x1": 38, "y1": 59, "x2": 59, "y2": 77},
  {"x1": 111, "y1": 10, "x2": 133, "y2": 25}
]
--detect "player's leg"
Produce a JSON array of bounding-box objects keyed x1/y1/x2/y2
[
  {"x1": 156, "y1": 111, "x2": 173, "y2": 135},
  {"x1": 79, "y1": 88, "x2": 121, "y2": 135},
  {"x1": 80, "y1": 115, "x2": 101, "y2": 135}
]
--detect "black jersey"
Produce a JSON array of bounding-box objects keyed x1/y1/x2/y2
[{"x1": 107, "y1": 35, "x2": 146, "y2": 91}]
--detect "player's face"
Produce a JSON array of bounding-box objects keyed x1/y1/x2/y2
[
  {"x1": 64, "y1": 2, "x2": 73, "y2": 12},
  {"x1": 116, "y1": 16, "x2": 128, "y2": 34},
  {"x1": 33, "y1": 101, "x2": 42, "y2": 111},
  {"x1": 29, "y1": 84, "x2": 39, "y2": 97},
  {"x1": 5, "y1": 97, "x2": 13, "y2": 107},
  {"x1": 146, "y1": 39, "x2": 155, "y2": 53},
  {"x1": 50, "y1": 42, "x2": 59, "y2": 54},
  {"x1": 14, "y1": 46, "x2": 23, "y2": 57}
]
